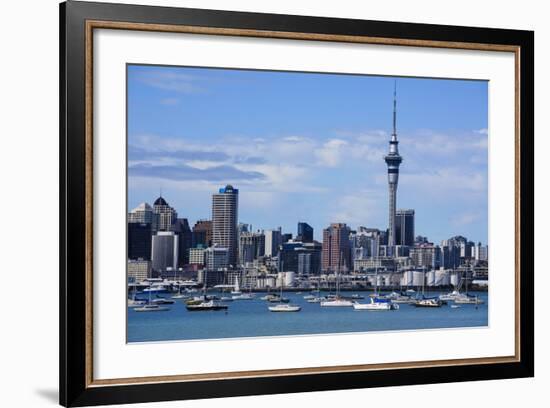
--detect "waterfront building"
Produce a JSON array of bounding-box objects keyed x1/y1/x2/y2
[
  {"x1": 384, "y1": 84, "x2": 403, "y2": 248},
  {"x1": 212, "y1": 185, "x2": 239, "y2": 267},
  {"x1": 395, "y1": 209, "x2": 415, "y2": 246},
  {"x1": 409, "y1": 244, "x2": 441, "y2": 270},
  {"x1": 172, "y1": 218, "x2": 192, "y2": 267},
  {"x1": 239, "y1": 231, "x2": 265, "y2": 264},
  {"x1": 189, "y1": 246, "x2": 207, "y2": 267},
  {"x1": 354, "y1": 257, "x2": 395, "y2": 272},
  {"x1": 151, "y1": 231, "x2": 179, "y2": 273},
  {"x1": 278, "y1": 241, "x2": 321, "y2": 275},
  {"x1": 128, "y1": 202, "x2": 158, "y2": 230},
  {"x1": 153, "y1": 195, "x2": 177, "y2": 231},
  {"x1": 296, "y1": 222, "x2": 314, "y2": 243},
  {"x1": 192, "y1": 219, "x2": 213, "y2": 248},
  {"x1": 127, "y1": 259, "x2": 152, "y2": 282},
  {"x1": 322, "y1": 223, "x2": 351, "y2": 273},
  {"x1": 127, "y1": 222, "x2": 152, "y2": 260},
  {"x1": 350, "y1": 228, "x2": 384, "y2": 260},
  {"x1": 204, "y1": 245, "x2": 229, "y2": 271},
  {"x1": 264, "y1": 228, "x2": 282, "y2": 257},
  {"x1": 441, "y1": 245, "x2": 461, "y2": 269},
  {"x1": 473, "y1": 242, "x2": 489, "y2": 262}
]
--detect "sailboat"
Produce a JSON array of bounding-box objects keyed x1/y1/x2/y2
[
  {"x1": 232, "y1": 279, "x2": 255, "y2": 300},
  {"x1": 134, "y1": 283, "x2": 171, "y2": 312},
  {"x1": 268, "y1": 273, "x2": 301, "y2": 312},
  {"x1": 186, "y1": 270, "x2": 229, "y2": 311},
  {"x1": 171, "y1": 283, "x2": 188, "y2": 299},
  {"x1": 231, "y1": 276, "x2": 242, "y2": 295},
  {"x1": 413, "y1": 267, "x2": 442, "y2": 307},
  {"x1": 321, "y1": 256, "x2": 353, "y2": 307},
  {"x1": 307, "y1": 275, "x2": 326, "y2": 303}
]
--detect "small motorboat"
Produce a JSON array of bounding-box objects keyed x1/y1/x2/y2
[
  {"x1": 353, "y1": 298, "x2": 399, "y2": 311},
  {"x1": 134, "y1": 304, "x2": 170, "y2": 312},
  {"x1": 268, "y1": 304, "x2": 301, "y2": 312}
]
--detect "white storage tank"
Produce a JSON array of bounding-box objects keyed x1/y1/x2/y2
[
  {"x1": 401, "y1": 270, "x2": 414, "y2": 287},
  {"x1": 450, "y1": 271, "x2": 461, "y2": 287},
  {"x1": 426, "y1": 271, "x2": 436, "y2": 287},
  {"x1": 412, "y1": 271, "x2": 425, "y2": 287},
  {"x1": 277, "y1": 271, "x2": 295, "y2": 287},
  {"x1": 435, "y1": 270, "x2": 450, "y2": 286}
]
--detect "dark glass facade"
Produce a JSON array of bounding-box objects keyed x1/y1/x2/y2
[
  {"x1": 128, "y1": 222, "x2": 152, "y2": 260},
  {"x1": 296, "y1": 222, "x2": 314, "y2": 243}
]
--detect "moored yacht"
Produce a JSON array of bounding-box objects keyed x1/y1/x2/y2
[
  {"x1": 268, "y1": 304, "x2": 301, "y2": 312},
  {"x1": 134, "y1": 304, "x2": 170, "y2": 312},
  {"x1": 353, "y1": 297, "x2": 399, "y2": 311}
]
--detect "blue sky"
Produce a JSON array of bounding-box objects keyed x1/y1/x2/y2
[{"x1": 127, "y1": 65, "x2": 488, "y2": 245}]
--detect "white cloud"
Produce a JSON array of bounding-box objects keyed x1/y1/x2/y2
[
  {"x1": 315, "y1": 139, "x2": 348, "y2": 167},
  {"x1": 330, "y1": 190, "x2": 386, "y2": 228}
]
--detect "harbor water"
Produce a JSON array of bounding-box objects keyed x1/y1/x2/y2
[{"x1": 127, "y1": 291, "x2": 488, "y2": 342}]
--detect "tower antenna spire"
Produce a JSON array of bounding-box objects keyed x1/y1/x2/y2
[{"x1": 392, "y1": 80, "x2": 397, "y2": 139}]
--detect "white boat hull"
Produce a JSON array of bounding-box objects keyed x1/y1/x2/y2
[{"x1": 320, "y1": 300, "x2": 354, "y2": 307}]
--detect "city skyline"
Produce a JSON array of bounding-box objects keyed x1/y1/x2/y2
[{"x1": 128, "y1": 65, "x2": 488, "y2": 244}]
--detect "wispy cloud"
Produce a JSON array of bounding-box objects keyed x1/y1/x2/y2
[
  {"x1": 134, "y1": 70, "x2": 206, "y2": 94},
  {"x1": 129, "y1": 163, "x2": 265, "y2": 182}
]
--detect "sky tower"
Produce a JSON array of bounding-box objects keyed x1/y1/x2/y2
[{"x1": 385, "y1": 82, "x2": 403, "y2": 248}]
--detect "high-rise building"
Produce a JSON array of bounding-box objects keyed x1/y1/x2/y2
[
  {"x1": 282, "y1": 233, "x2": 293, "y2": 243},
  {"x1": 151, "y1": 231, "x2": 179, "y2": 273},
  {"x1": 204, "y1": 246, "x2": 229, "y2": 271},
  {"x1": 189, "y1": 247, "x2": 206, "y2": 266},
  {"x1": 212, "y1": 185, "x2": 239, "y2": 267},
  {"x1": 395, "y1": 209, "x2": 415, "y2": 246},
  {"x1": 349, "y1": 228, "x2": 384, "y2": 260},
  {"x1": 322, "y1": 223, "x2": 351, "y2": 273},
  {"x1": 384, "y1": 84, "x2": 403, "y2": 247},
  {"x1": 296, "y1": 222, "x2": 314, "y2": 243},
  {"x1": 192, "y1": 219, "x2": 213, "y2": 248},
  {"x1": 264, "y1": 228, "x2": 282, "y2": 257},
  {"x1": 153, "y1": 196, "x2": 177, "y2": 231},
  {"x1": 128, "y1": 202, "x2": 158, "y2": 230},
  {"x1": 473, "y1": 242, "x2": 489, "y2": 262},
  {"x1": 127, "y1": 222, "x2": 152, "y2": 260},
  {"x1": 239, "y1": 231, "x2": 265, "y2": 264},
  {"x1": 172, "y1": 218, "x2": 192, "y2": 267},
  {"x1": 410, "y1": 244, "x2": 441, "y2": 270},
  {"x1": 127, "y1": 259, "x2": 152, "y2": 282},
  {"x1": 278, "y1": 241, "x2": 322, "y2": 275}
]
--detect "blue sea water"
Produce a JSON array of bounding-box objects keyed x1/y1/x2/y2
[{"x1": 127, "y1": 291, "x2": 488, "y2": 343}]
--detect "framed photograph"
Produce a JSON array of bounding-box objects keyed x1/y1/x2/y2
[{"x1": 60, "y1": 1, "x2": 534, "y2": 406}]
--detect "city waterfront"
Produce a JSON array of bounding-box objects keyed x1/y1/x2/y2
[
  {"x1": 126, "y1": 67, "x2": 489, "y2": 342},
  {"x1": 127, "y1": 290, "x2": 488, "y2": 342}
]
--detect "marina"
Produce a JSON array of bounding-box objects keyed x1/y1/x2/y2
[{"x1": 127, "y1": 289, "x2": 488, "y2": 342}]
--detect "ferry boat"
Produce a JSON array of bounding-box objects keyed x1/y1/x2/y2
[
  {"x1": 186, "y1": 300, "x2": 228, "y2": 311},
  {"x1": 413, "y1": 298, "x2": 443, "y2": 307}
]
